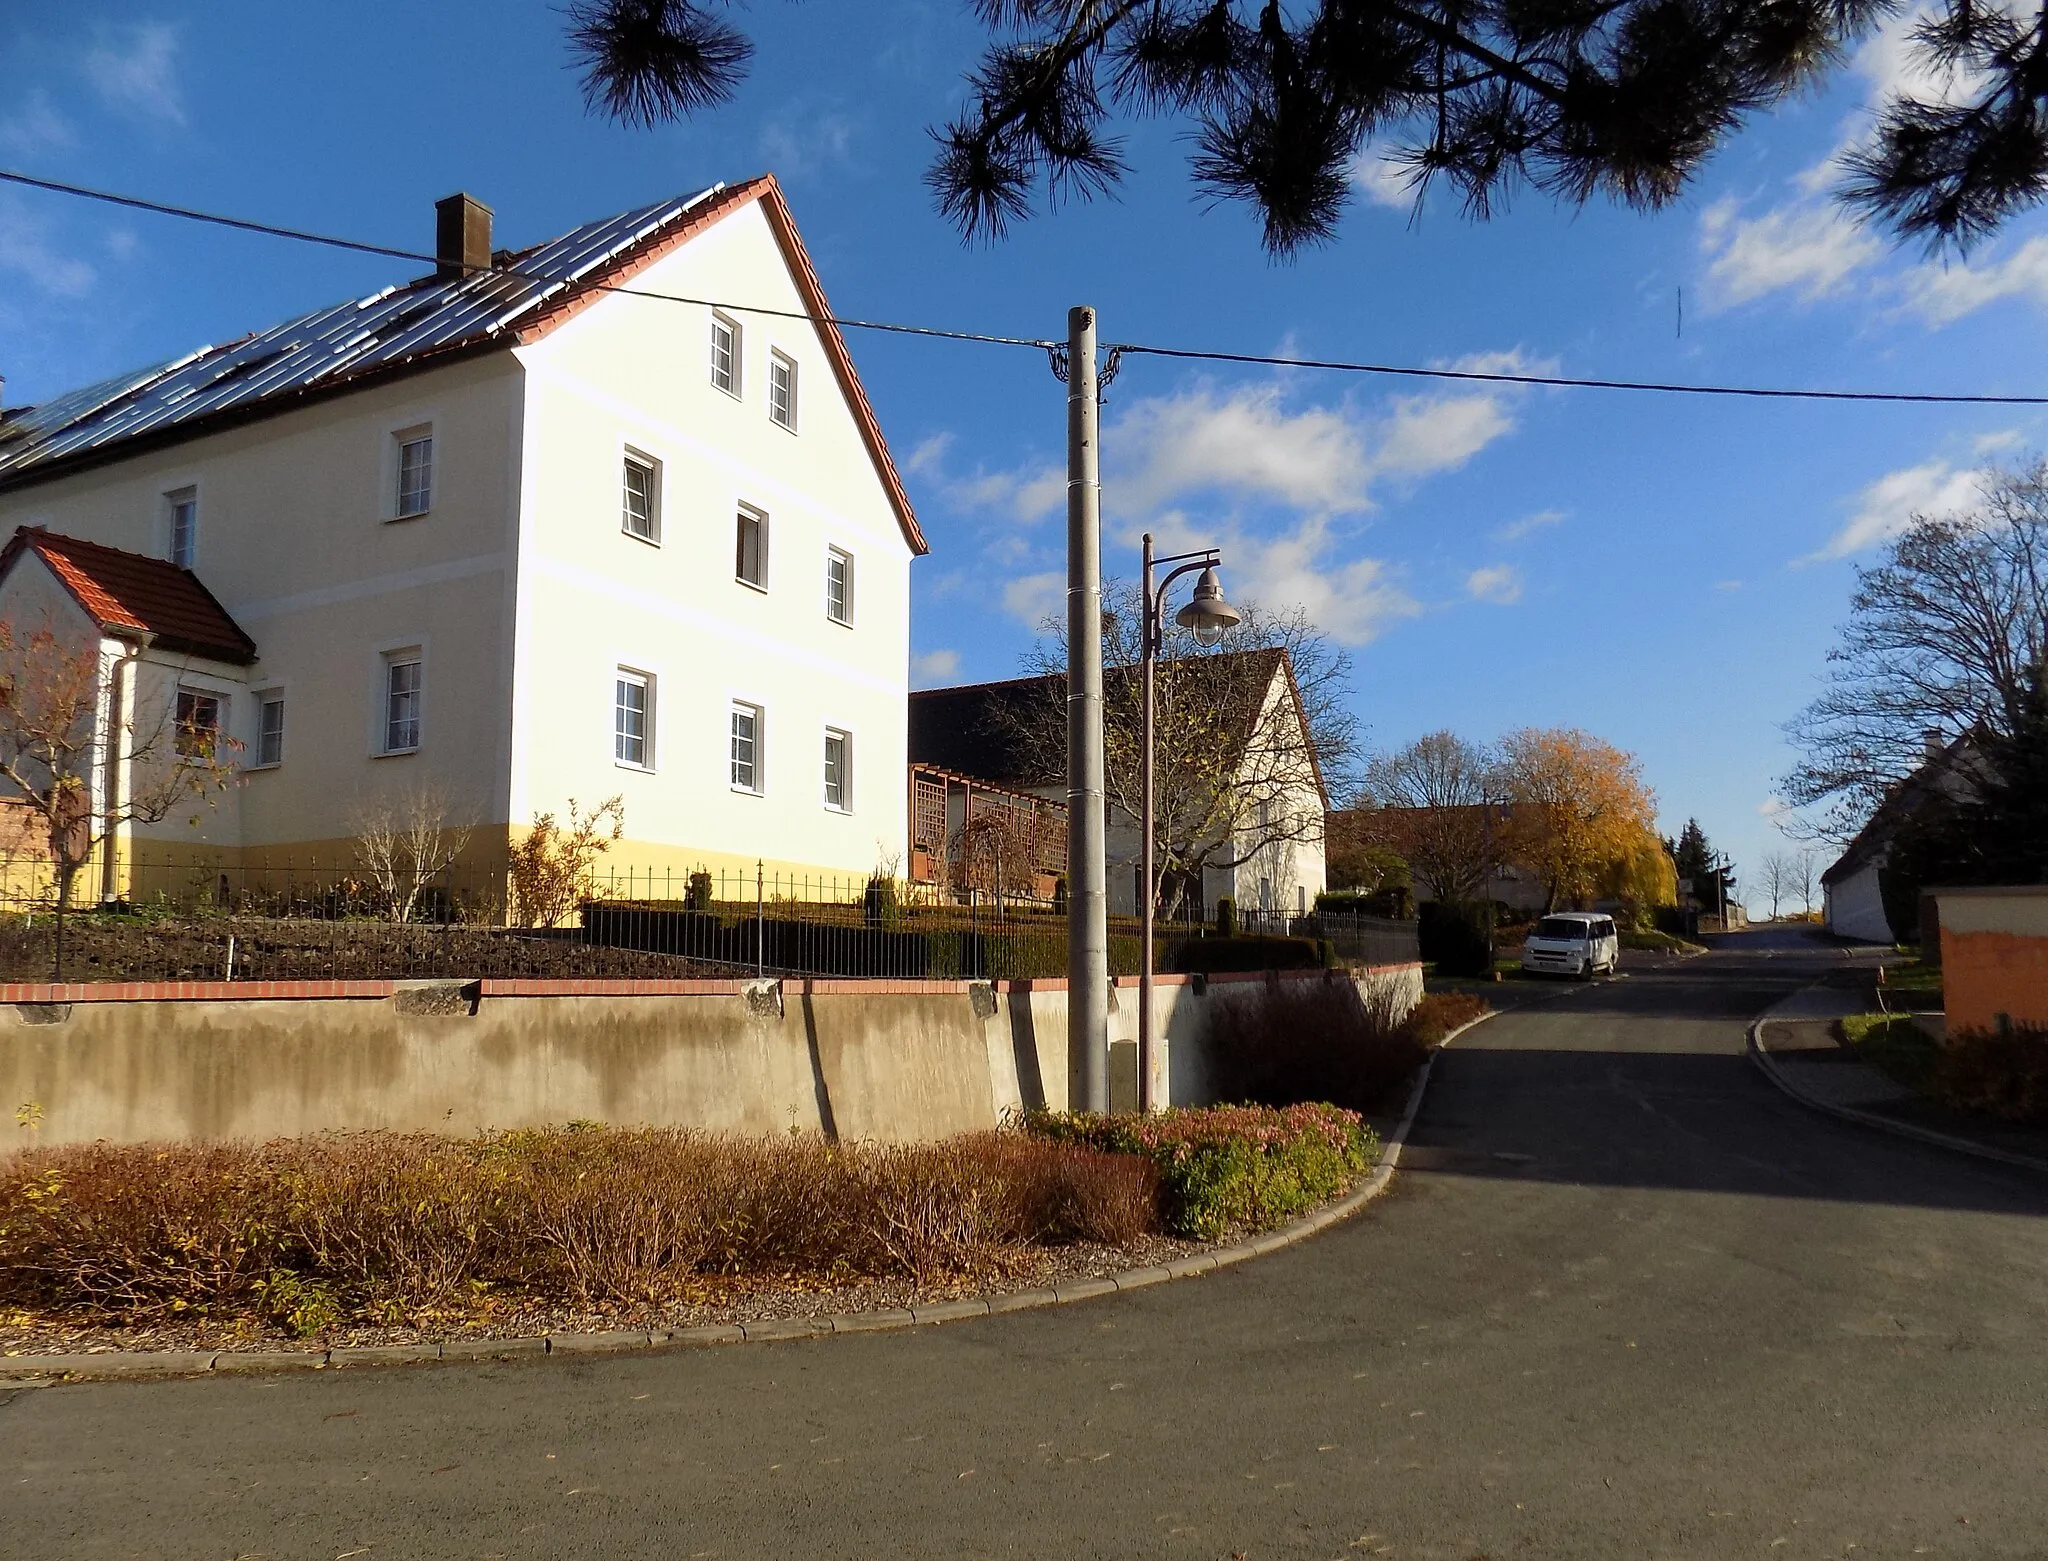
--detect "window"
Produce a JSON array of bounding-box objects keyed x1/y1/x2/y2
[
  {"x1": 1258, "y1": 876, "x2": 1274, "y2": 913},
  {"x1": 824, "y1": 728, "x2": 851, "y2": 810},
  {"x1": 711, "y1": 312, "x2": 740, "y2": 396},
  {"x1": 175, "y1": 689, "x2": 221, "y2": 759},
  {"x1": 730, "y1": 703, "x2": 761, "y2": 792},
  {"x1": 769, "y1": 351, "x2": 797, "y2": 430},
  {"x1": 735, "y1": 506, "x2": 767, "y2": 589},
  {"x1": 826, "y1": 547, "x2": 853, "y2": 626},
  {"x1": 255, "y1": 693, "x2": 285, "y2": 767},
  {"x1": 395, "y1": 428, "x2": 434, "y2": 518},
  {"x1": 615, "y1": 670, "x2": 652, "y2": 767},
  {"x1": 166, "y1": 487, "x2": 198, "y2": 569},
  {"x1": 622, "y1": 451, "x2": 660, "y2": 543},
  {"x1": 384, "y1": 654, "x2": 422, "y2": 752},
  {"x1": 1297, "y1": 884, "x2": 1308, "y2": 915}
]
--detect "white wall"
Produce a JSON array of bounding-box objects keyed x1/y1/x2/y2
[
  {"x1": 0, "y1": 356, "x2": 526, "y2": 855},
  {"x1": 510, "y1": 198, "x2": 914, "y2": 882},
  {"x1": 1826, "y1": 863, "x2": 1893, "y2": 943}
]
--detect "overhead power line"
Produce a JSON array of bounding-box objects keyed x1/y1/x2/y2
[{"x1": 6, "y1": 166, "x2": 2048, "y2": 407}]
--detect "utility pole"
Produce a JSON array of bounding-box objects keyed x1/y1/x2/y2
[{"x1": 1065, "y1": 305, "x2": 1109, "y2": 1113}]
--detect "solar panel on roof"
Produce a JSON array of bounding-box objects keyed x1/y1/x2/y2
[{"x1": 0, "y1": 187, "x2": 720, "y2": 486}]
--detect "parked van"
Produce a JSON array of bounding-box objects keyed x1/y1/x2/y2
[{"x1": 1521, "y1": 913, "x2": 1619, "y2": 979}]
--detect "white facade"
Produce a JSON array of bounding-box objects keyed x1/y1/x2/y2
[
  {"x1": 0, "y1": 180, "x2": 921, "y2": 890},
  {"x1": 1825, "y1": 862, "x2": 1893, "y2": 943}
]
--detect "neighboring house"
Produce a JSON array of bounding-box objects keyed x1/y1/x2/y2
[
  {"x1": 1327, "y1": 802, "x2": 1548, "y2": 914},
  {"x1": 907, "y1": 649, "x2": 1328, "y2": 917},
  {"x1": 1822, "y1": 731, "x2": 1988, "y2": 943},
  {"x1": 0, "y1": 176, "x2": 925, "y2": 900}
]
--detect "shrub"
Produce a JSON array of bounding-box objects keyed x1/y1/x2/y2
[
  {"x1": 0, "y1": 1127, "x2": 1159, "y2": 1331},
  {"x1": 508, "y1": 796, "x2": 626, "y2": 929},
  {"x1": 1402, "y1": 990, "x2": 1489, "y2": 1046},
  {"x1": 1026, "y1": 1103, "x2": 1378, "y2": 1240},
  {"x1": 1418, "y1": 900, "x2": 1494, "y2": 977},
  {"x1": 1931, "y1": 1023, "x2": 2048, "y2": 1123},
  {"x1": 1200, "y1": 977, "x2": 1422, "y2": 1112},
  {"x1": 1170, "y1": 935, "x2": 1329, "y2": 974}
]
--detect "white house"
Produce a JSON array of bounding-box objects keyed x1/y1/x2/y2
[
  {"x1": 907, "y1": 649, "x2": 1328, "y2": 918},
  {"x1": 1822, "y1": 730, "x2": 1989, "y2": 944},
  {"x1": 0, "y1": 176, "x2": 926, "y2": 899}
]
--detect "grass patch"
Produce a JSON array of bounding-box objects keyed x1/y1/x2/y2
[
  {"x1": 1025, "y1": 1104, "x2": 1378, "y2": 1241},
  {"x1": 1620, "y1": 929, "x2": 1706, "y2": 955},
  {"x1": 0, "y1": 1127, "x2": 1158, "y2": 1334},
  {"x1": 1835, "y1": 1013, "x2": 1941, "y2": 1091},
  {"x1": 1878, "y1": 957, "x2": 1944, "y2": 1008}
]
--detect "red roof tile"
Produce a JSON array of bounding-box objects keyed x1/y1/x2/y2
[{"x1": 0, "y1": 528, "x2": 257, "y2": 664}]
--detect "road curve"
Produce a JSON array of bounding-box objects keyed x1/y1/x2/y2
[{"x1": 5, "y1": 940, "x2": 2046, "y2": 1560}]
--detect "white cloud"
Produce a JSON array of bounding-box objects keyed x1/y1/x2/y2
[
  {"x1": 1001, "y1": 570, "x2": 1065, "y2": 628},
  {"x1": 1808, "y1": 456, "x2": 1987, "y2": 561},
  {"x1": 1109, "y1": 383, "x2": 1373, "y2": 515},
  {"x1": 1348, "y1": 146, "x2": 1416, "y2": 212},
  {"x1": 1465, "y1": 564, "x2": 1523, "y2": 605},
  {"x1": 1697, "y1": 196, "x2": 1882, "y2": 309},
  {"x1": 1497, "y1": 508, "x2": 1565, "y2": 542},
  {"x1": 1226, "y1": 523, "x2": 1424, "y2": 646},
  {"x1": 1902, "y1": 236, "x2": 2048, "y2": 325},
  {"x1": 85, "y1": 23, "x2": 185, "y2": 125},
  {"x1": 757, "y1": 100, "x2": 860, "y2": 179},
  {"x1": 1715, "y1": 579, "x2": 1744, "y2": 592},
  {"x1": 0, "y1": 194, "x2": 96, "y2": 298},
  {"x1": 0, "y1": 90, "x2": 75, "y2": 158},
  {"x1": 911, "y1": 649, "x2": 962, "y2": 686},
  {"x1": 907, "y1": 431, "x2": 1063, "y2": 523},
  {"x1": 1974, "y1": 428, "x2": 2024, "y2": 455}
]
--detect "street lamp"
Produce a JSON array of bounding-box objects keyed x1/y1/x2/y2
[{"x1": 1139, "y1": 532, "x2": 1241, "y2": 1113}]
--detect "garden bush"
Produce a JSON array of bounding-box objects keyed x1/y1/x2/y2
[
  {"x1": 1025, "y1": 1103, "x2": 1378, "y2": 1240},
  {"x1": 1169, "y1": 934, "x2": 1330, "y2": 974},
  {"x1": 1418, "y1": 900, "x2": 1494, "y2": 977},
  {"x1": 0, "y1": 1126, "x2": 1158, "y2": 1333},
  {"x1": 1931, "y1": 1023, "x2": 2048, "y2": 1124},
  {"x1": 1198, "y1": 983, "x2": 1486, "y2": 1112}
]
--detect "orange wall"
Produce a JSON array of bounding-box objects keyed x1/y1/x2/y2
[{"x1": 1941, "y1": 927, "x2": 2048, "y2": 1033}]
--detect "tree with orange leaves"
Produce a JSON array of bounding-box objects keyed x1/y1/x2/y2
[{"x1": 1500, "y1": 728, "x2": 1660, "y2": 911}]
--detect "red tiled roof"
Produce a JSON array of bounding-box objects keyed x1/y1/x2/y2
[{"x1": 0, "y1": 528, "x2": 257, "y2": 664}]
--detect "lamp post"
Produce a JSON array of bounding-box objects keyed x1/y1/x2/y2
[{"x1": 1139, "y1": 532, "x2": 1241, "y2": 1113}]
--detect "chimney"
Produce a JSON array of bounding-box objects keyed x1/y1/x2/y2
[
  {"x1": 1923, "y1": 728, "x2": 1946, "y2": 764},
  {"x1": 435, "y1": 193, "x2": 493, "y2": 281}
]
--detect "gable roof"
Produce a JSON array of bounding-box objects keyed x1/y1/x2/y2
[
  {"x1": 0, "y1": 176, "x2": 925, "y2": 555},
  {"x1": 0, "y1": 527, "x2": 258, "y2": 665},
  {"x1": 1820, "y1": 729, "x2": 1993, "y2": 886},
  {"x1": 909, "y1": 648, "x2": 1328, "y2": 806}
]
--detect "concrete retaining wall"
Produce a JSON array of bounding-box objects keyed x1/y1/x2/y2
[{"x1": 1, "y1": 965, "x2": 1424, "y2": 1148}]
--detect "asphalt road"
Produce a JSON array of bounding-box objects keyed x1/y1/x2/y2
[{"x1": 7, "y1": 937, "x2": 2047, "y2": 1560}]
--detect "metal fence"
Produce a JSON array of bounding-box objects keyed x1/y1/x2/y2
[{"x1": 0, "y1": 852, "x2": 1418, "y2": 984}]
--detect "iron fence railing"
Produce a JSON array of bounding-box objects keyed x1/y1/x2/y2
[{"x1": 0, "y1": 851, "x2": 1420, "y2": 984}]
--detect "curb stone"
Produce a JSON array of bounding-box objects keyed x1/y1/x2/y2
[
  {"x1": 1748, "y1": 997, "x2": 2048, "y2": 1177},
  {"x1": 0, "y1": 1007, "x2": 1494, "y2": 1385}
]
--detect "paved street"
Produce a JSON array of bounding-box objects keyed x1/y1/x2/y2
[{"x1": 7, "y1": 937, "x2": 2047, "y2": 1560}]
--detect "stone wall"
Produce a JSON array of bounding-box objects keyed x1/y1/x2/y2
[{"x1": 0, "y1": 965, "x2": 1424, "y2": 1148}]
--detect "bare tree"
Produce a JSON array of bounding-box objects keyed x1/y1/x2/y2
[
  {"x1": 1796, "y1": 847, "x2": 1820, "y2": 915},
  {"x1": 0, "y1": 620, "x2": 239, "y2": 976},
  {"x1": 1355, "y1": 731, "x2": 1503, "y2": 904},
  {"x1": 1784, "y1": 460, "x2": 2048, "y2": 841},
  {"x1": 508, "y1": 795, "x2": 625, "y2": 929},
  {"x1": 1011, "y1": 582, "x2": 1358, "y2": 918},
  {"x1": 1756, "y1": 851, "x2": 1797, "y2": 921},
  {"x1": 349, "y1": 784, "x2": 477, "y2": 924}
]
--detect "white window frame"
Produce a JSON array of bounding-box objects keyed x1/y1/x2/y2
[
  {"x1": 621, "y1": 447, "x2": 661, "y2": 545},
  {"x1": 164, "y1": 485, "x2": 199, "y2": 569},
  {"x1": 735, "y1": 505, "x2": 769, "y2": 592},
  {"x1": 730, "y1": 701, "x2": 764, "y2": 795},
  {"x1": 377, "y1": 646, "x2": 425, "y2": 756},
  {"x1": 825, "y1": 546, "x2": 854, "y2": 627},
  {"x1": 768, "y1": 350, "x2": 798, "y2": 432},
  {"x1": 823, "y1": 726, "x2": 852, "y2": 813},
  {"x1": 711, "y1": 311, "x2": 742, "y2": 398},
  {"x1": 614, "y1": 668, "x2": 654, "y2": 770},
  {"x1": 390, "y1": 422, "x2": 435, "y2": 520},
  {"x1": 252, "y1": 687, "x2": 286, "y2": 769}
]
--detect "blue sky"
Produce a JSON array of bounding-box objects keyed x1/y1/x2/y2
[{"x1": 6, "y1": 2, "x2": 2046, "y2": 911}]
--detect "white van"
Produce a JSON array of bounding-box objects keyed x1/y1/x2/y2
[{"x1": 1521, "y1": 912, "x2": 1620, "y2": 979}]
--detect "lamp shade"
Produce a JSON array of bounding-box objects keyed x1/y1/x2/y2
[{"x1": 1175, "y1": 566, "x2": 1241, "y2": 646}]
